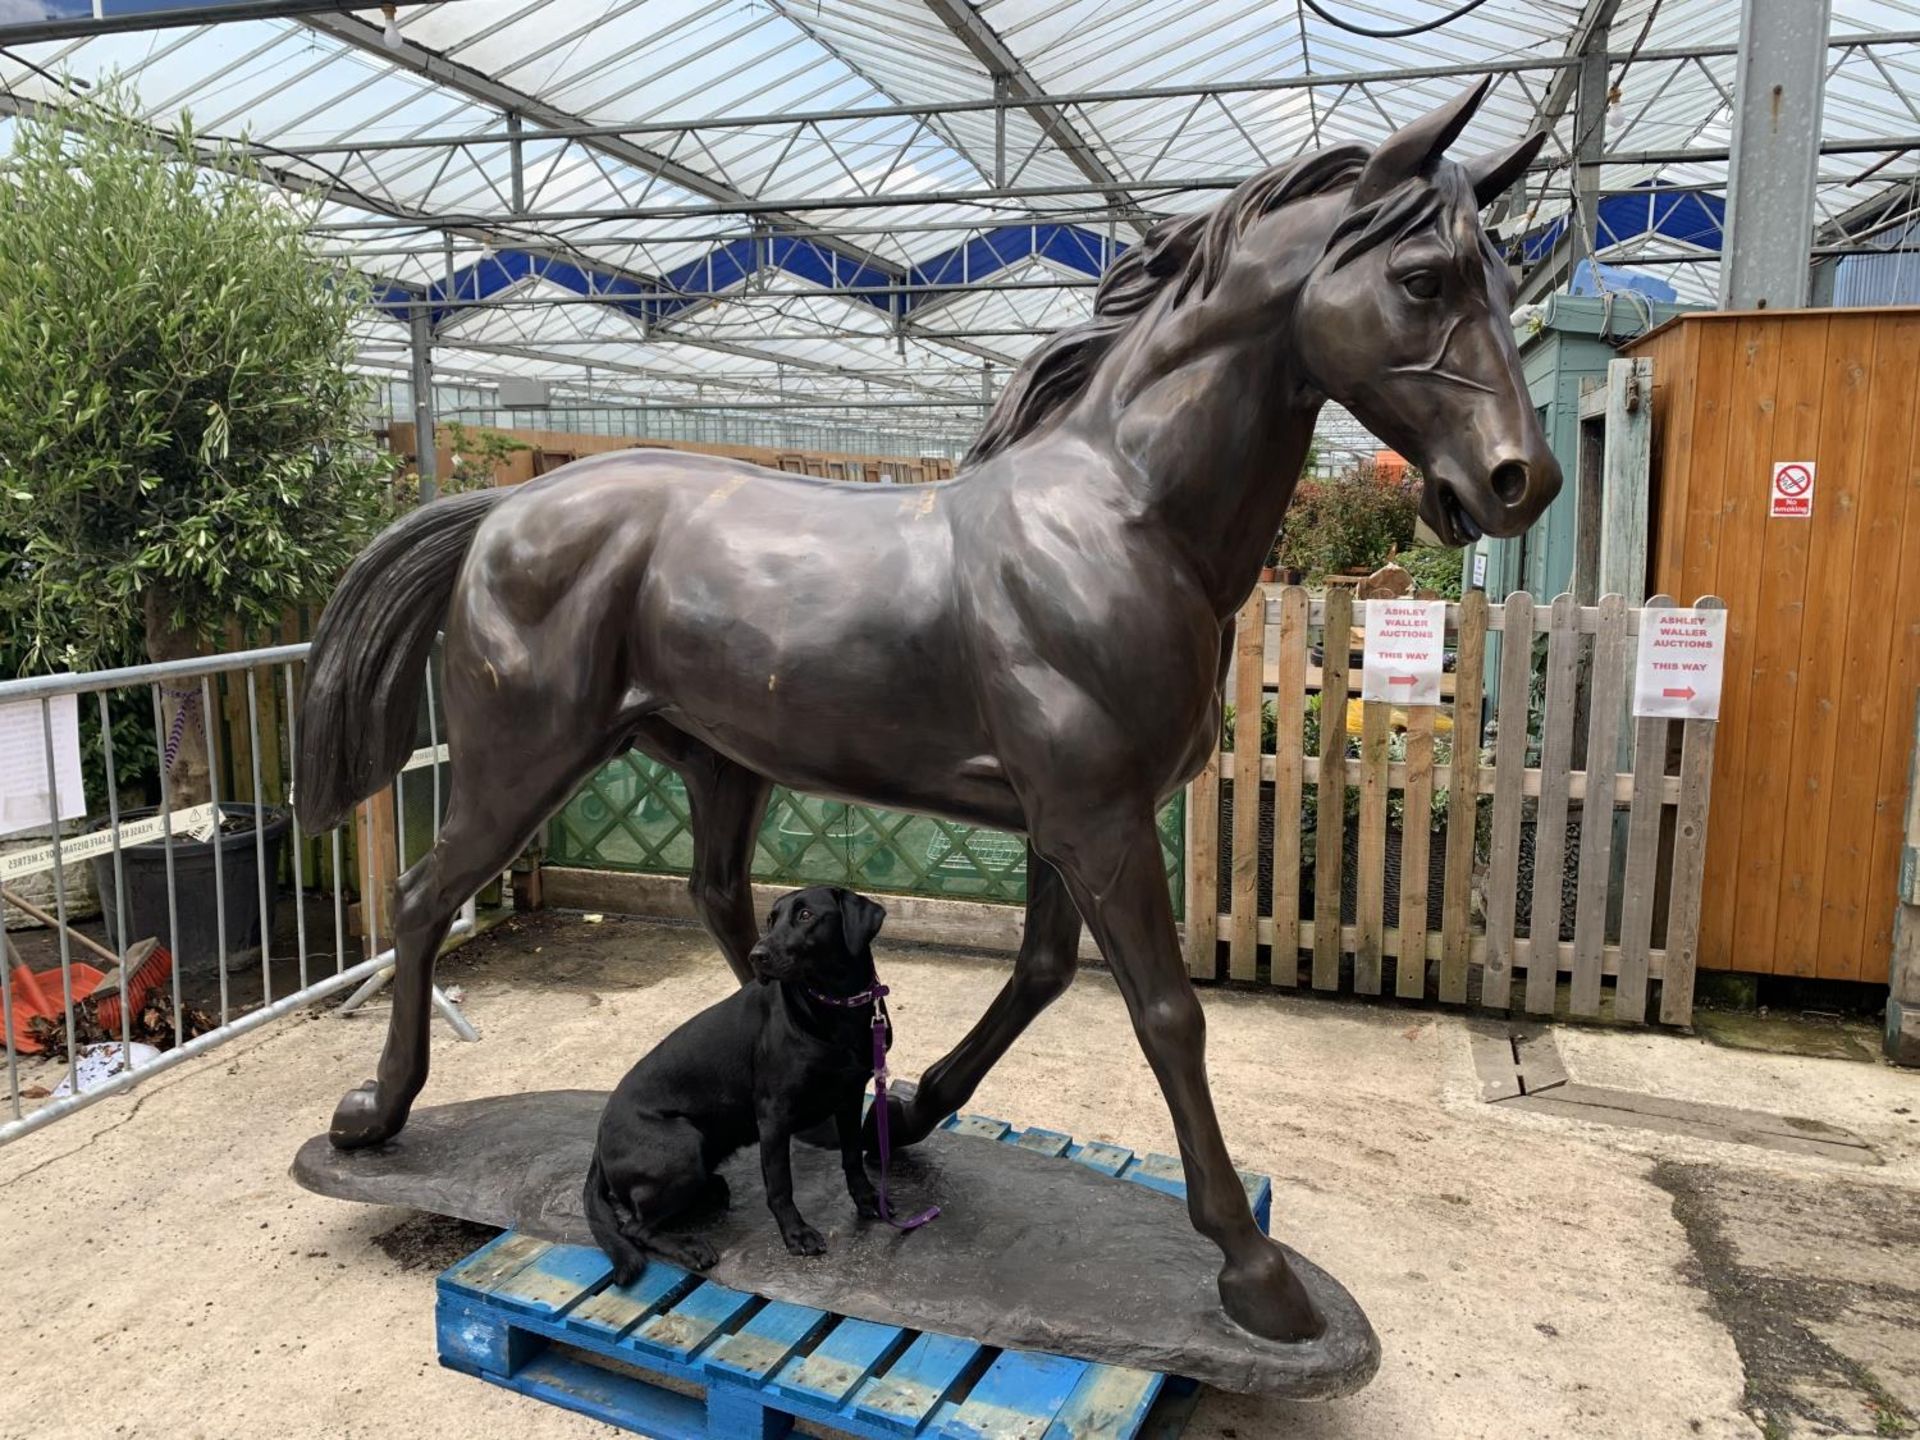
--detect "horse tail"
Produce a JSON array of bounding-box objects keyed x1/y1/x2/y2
[
  {"x1": 294, "y1": 488, "x2": 508, "y2": 834},
  {"x1": 583, "y1": 1153, "x2": 648, "y2": 1284}
]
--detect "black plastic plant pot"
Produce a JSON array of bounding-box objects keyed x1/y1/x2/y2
[{"x1": 89, "y1": 804, "x2": 291, "y2": 981}]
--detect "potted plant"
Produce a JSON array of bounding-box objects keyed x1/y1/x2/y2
[{"x1": 0, "y1": 86, "x2": 394, "y2": 976}]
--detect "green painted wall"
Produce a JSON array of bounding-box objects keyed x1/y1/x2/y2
[{"x1": 1469, "y1": 294, "x2": 1694, "y2": 716}]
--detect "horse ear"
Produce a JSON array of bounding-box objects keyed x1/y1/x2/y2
[
  {"x1": 1351, "y1": 77, "x2": 1493, "y2": 208},
  {"x1": 1466, "y1": 131, "x2": 1546, "y2": 208}
]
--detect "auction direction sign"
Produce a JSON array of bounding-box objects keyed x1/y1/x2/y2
[
  {"x1": 1362, "y1": 599, "x2": 1447, "y2": 706},
  {"x1": 1770, "y1": 460, "x2": 1815, "y2": 519},
  {"x1": 1633, "y1": 607, "x2": 1727, "y2": 720}
]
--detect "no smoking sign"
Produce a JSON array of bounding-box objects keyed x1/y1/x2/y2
[{"x1": 1770, "y1": 460, "x2": 1815, "y2": 519}]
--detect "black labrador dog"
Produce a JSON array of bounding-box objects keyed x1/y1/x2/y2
[{"x1": 584, "y1": 885, "x2": 888, "y2": 1283}]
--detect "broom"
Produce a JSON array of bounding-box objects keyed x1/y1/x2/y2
[{"x1": 0, "y1": 885, "x2": 174, "y2": 1037}]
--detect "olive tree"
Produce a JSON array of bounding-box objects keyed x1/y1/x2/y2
[{"x1": 0, "y1": 86, "x2": 395, "y2": 806}]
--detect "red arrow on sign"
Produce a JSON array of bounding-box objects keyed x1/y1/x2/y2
[
  {"x1": 1662, "y1": 686, "x2": 1695, "y2": 700},
  {"x1": 1388, "y1": 675, "x2": 1416, "y2": 686}
]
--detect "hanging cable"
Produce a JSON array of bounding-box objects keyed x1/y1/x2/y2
[{"x1": 1297, "y1": 0, "x2": 1498, "y2": 41}]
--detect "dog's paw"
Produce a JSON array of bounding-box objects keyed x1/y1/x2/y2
[
  {"x1": 612, "y1": 1261, "x2": 642, "y2": 1288},
  {"x1": 782, "y1": 1223, "x2": 827, "y2": 1257},
  {"x1": 850, "y1": 1185, "x2": 882, "y2": 1221}
]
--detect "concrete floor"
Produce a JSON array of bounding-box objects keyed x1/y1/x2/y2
[{"x1": 2, "y1": 911, "x2": 1917, "y2": 1440}]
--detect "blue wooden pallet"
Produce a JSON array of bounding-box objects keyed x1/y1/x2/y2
[{"x1": 436, "y1": 1113, "x2": 1271, "y2": 1440}]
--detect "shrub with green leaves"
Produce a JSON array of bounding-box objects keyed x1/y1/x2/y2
[
  {"x1": 1274, "y1": 465, "x2": 1421, "y2": 580},
  {"x1": 1400, "y1": 545, "x2": 1466, "y2": 599},
  {"x1": 0, "y1": 82, "x2": 395, "y2": 804}
]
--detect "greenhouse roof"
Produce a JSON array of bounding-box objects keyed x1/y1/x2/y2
[{"x1": 2, "y1": 0, "x2": 1916, "y2": 451}]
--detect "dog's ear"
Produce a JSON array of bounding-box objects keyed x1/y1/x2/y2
[{"x1": 837, "y1": 890, "x2": 886, "y2": 954}]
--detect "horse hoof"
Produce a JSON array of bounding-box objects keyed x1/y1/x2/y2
[
  {"x1": 328, "y1": 1081, "x2": 408, "y2": 1150},
  {"x1": 1218, "y1": 1242, "x2": 1324, "y2": 1344}
]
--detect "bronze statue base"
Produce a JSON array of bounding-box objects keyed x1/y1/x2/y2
[{"x1": 291, "y1": 1089, "x2": 1379, "y2": 1397}]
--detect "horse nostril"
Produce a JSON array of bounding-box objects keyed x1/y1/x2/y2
[{"x1": 1490, "y1": 460, "x2": 1530, "y2": 506}]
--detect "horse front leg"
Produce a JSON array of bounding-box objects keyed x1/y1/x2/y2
[
  {"x1": 1038, "y1": 805, "x2": 1323, "y2": 1343},
  {"x1": 876, "y1": 847, "x2": 1081, "y2": 1149}
]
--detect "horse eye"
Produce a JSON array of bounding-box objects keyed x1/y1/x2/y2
[{"x1": 1402, "y1": 270, "x2": 1441, "y2": 301}]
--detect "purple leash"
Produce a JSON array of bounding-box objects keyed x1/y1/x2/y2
[{"x1": 808, "y1": 979, "x2": 940, "y2": 1233}]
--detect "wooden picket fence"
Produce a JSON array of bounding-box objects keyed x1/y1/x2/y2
[{"x1": 1182, "y1": 588, "x2": 1723, "y2": 1025}]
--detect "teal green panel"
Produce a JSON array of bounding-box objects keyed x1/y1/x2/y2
[{"x1": 549, "y1": 754, "x2": 1186, "y2": 916}]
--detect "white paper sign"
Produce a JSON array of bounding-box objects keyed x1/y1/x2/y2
[
  {"x1": 1362, "y1": 600, "x2": 1447, "y2": 706},
  {"x1": 1633, "y1": 607, "x2": 1726, "y2": 720},
  {"x1": 1770, "y1": 460, "x2": 1815, "y2": 519},
  {"x1": 1471, "y1": 550, "x2": 1488, "y2": 589},
  {"x1": 0, "y1": 694, "x2": 86, "y2": 838}
]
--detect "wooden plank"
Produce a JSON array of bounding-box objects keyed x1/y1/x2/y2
[
  {"x1": 486, "y1": 1242, "x2": 613, "y2": 1320},
  {"x1": 1439, "y1": 590, "x2": 1487, "y2": 1003},
  {"x1": 1699, "y1": 317, "x2": 1785, "y2": 971},
  {"x1": 440, "y1": 1233, "x2": 550, "y2": 1299},
  {"x1": 1616, "y1": 596, "x2": 1674, "y2": 1025},
  {"x1": 1354, "y1": 700, "x2": 1389, "y2": 995},
  {"x1": 1598, "y1": 357, "x2": 1655, "y2": 604},
  {"x1": 1480, "y1": 590, "x2": 1534, "y2": 1009},
  {"x1": 1229, "y1": 591, "x2": 1265, "y2": 981},
  {"x1": 1772, "y1": 314, "x2": 1874, "y2": 978},
  {"x1": 1525, "y1": 594, "x2": 1582, "y2": 1015},
  {"x1": 942, "y1": 1351, "x2": 1089, "y2": 1440},
  {"x1": 1183, "y1": 741, "x2": 1222, "y2": 981},
  {"x1": 702, "y1": 1300, "x2": 834, "y2": 1386},
  {"x1": 1468, "y1": 1026, "x2": 1522, "y2": 1101},
  {"x1": 1043, "y1": 1366, "x2": 1164, "y2": 1440},
  {"x1": 1269, "y1": 586, "x2": 1309, "y2": 985},
  {"x1": 1841, "y1": 314, "x2": 1920, "y2": 979},
  {"x1": 1507, "y1": 1085, "x2": 1876, "y2": 1164},
  {"x1": 772, "y1": 1318, "x2": 906, "y2": 1409},
  {"x1": 624, "y1": 1280, "x2": 757, "y2": 1366},
  {"x1": 1011, "y1": 1126, "x2": 1072, "y2": 1159},
  {"x1": 1069, "y1": 1140, "x2": 1134, "y2": 1176},
  {"x1": 1661, "y1": 597, "x2": 1725, "y2": 1025},
  {"x1": 358, "y1": 788, "x2": 400, "y2": 953},
  {"x1": 1732, "y1": 317, "x2": 1828, "y2": 975},
  {"x1": 851, "y1": 1332, "x2": 981, "y2": 1434},
  {"x1": 1571, "y1": 594, "x2": 1630, "y2": 1018},
  {"x1": 1313, "y1": 587, "x2": 1353, "y2": 990},
  {"x1": 1395, "y1": 703, "x2": 1436, "y2": 1001},
  {"x1": 565, "y1": 1261, "x2": 696, "y2": 1345}
]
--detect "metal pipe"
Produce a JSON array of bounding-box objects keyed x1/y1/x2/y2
[
  {"x1": 244, "y1": 32, "x2": 1920, "y2": 155},
  {"x1": 0, "y1": 643, "x2": 310, "y2": 704},
  {"x1": 0, "y1": 949, "x2": 395, "y2": 1146},
  {"x1": 39, "y1": 698, "x2": 77, "y2": 1097},
  {"x1": 284, "y1": 663, "x2": 310, "y2": 993},
  {"x1": 149, "y1": 683, "x2": 185, "y2": 1048},
  {"x1": 245, "y1": 669, "x2": 273, "y2": 1006},
  {"x1": 204, "y1": 675, "x2": 229, "y2": 1026},
  {"x1": 97, "y1": 691, "x2": 133, "y2": 1062}
]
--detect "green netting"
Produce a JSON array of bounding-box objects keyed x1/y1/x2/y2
[{"x1": 549, "y1": 752, "x2": 1185, "y2": 917}]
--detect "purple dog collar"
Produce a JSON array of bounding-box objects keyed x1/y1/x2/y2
[{"x1": 803, "y1": 977, "x2": 939, "y2": 1233}]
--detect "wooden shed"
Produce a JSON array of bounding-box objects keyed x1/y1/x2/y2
[{"x1": 1625, "y1": 308, "x2": 1920, "y2": 985}]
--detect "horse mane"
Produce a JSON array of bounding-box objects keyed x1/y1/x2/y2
[{"x1": 963, "y1": 141, "x2": 1465, "y2": 465}]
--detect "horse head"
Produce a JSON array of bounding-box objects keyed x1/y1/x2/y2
[{"x1": 1292, "y1": 81, "x2": 1561, "y2": 545}]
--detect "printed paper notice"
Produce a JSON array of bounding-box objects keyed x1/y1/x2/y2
[
  {"x1": 1633, "y1": 607, "x2": 1726, "y2": 720},
  {"x1": 0, "y1": 693, "x2": 86, "y2": 837},
  {"x1": 1362, "y1": 599, "x2": 1447, "y2": 706}
]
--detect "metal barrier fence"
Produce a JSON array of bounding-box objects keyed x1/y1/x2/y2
[{"x1": 0, "y1": 642, "x2": 467, "y2": 1144}]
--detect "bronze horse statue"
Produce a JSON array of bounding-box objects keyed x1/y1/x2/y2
[{"x1": 296, "y1": 80, "x2": 1558, "y2": 1344}]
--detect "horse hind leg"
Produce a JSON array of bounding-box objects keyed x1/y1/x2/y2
[
  {"x1": 329, "y1": 723, "x2": 625, "y2": 1150},
  {"x1": 634, "y1": 729, "x2": 772, "y2": 986}
]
